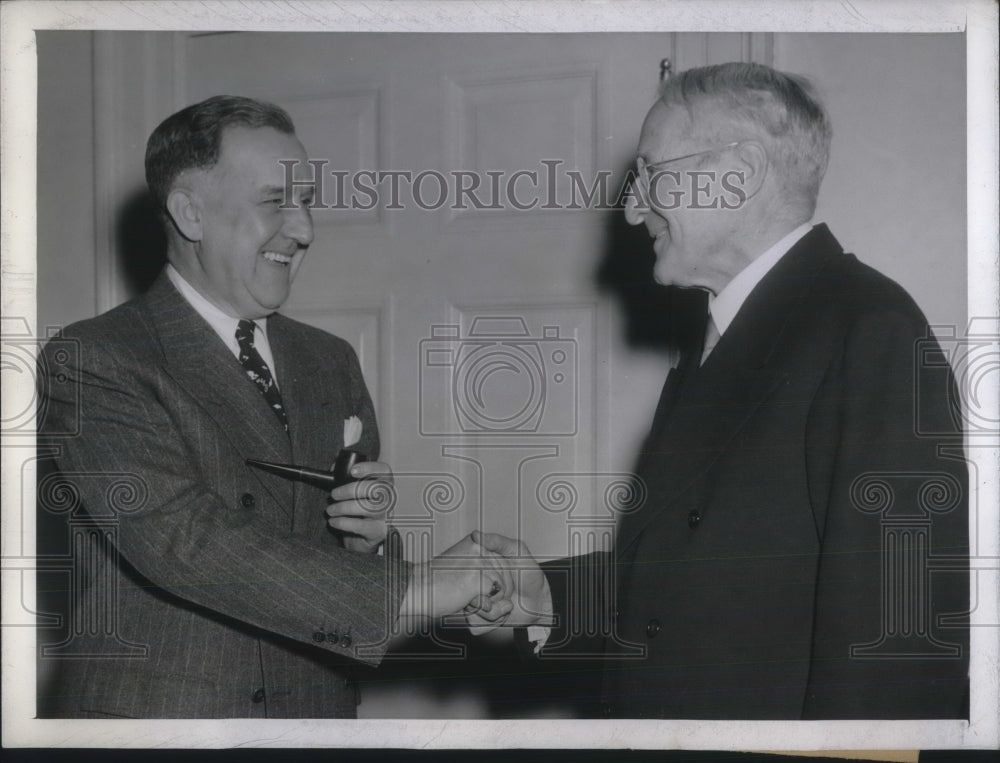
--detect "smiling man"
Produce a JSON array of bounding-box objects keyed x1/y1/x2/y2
[
  {"x1": 477, "y1": 62, "x2": 970, "y2": 720},
  {"x1": 154, "y1": 119, "x2": 315, "y2": 318},
  {"x1": 38, "y1": 95, "x2": 507, "y2": 718}
]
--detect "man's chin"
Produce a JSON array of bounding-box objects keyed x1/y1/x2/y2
[
  {"x1": 246, "y1": 291, "x2": 290, "y2": 316},
  {"x1": 653, "y1": 249, "x2": 701, "y2": 289},
  {"x1": 653, "y1": 262, "x2": 678, "y2": 288}
]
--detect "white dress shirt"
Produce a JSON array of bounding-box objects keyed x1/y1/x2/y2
[
  {"x1": 166, "y1": 264, "x2": 280, "y2": 386},
  {"x1": 707, "y1": 222, "x2": 813, "y2": 339}
]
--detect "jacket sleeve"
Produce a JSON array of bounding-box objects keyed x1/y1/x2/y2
[
  {"x1": 803, "y1": 309, "x2": 969, "y2": 718},
  {"x1": 39, "y1": 332, "x2": 410, "y2": 667},
  {"x1": 517, "y1": 551, "x2": 615, "y2": 659}
]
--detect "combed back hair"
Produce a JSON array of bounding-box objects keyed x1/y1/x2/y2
[
  {"x1": 145, "y1": 95, "x2": 295, "y2": 212},
  {"x1": 659, "y1": 62, "x2": 832, "y2": 217}
]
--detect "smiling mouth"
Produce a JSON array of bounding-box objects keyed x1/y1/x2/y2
[
  {"x1": 651, "y1": 217, "x2": 670, "y2": 241},
  {"x1": 262, "y1": 251, "x2": 294, "y2": 265}
]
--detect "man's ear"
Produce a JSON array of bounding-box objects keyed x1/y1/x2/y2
[
  {"x1": 731, "y1": 140, "x2": 769, "y2": 201},
  {"x1": 165, "y1": 186, "x2": 204, "y2": 242}
]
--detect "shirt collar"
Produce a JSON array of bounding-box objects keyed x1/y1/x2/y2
[
  {"x1": 165, "y1": 264, "x2": 269, "y2": 351},
  {"x1": 708, "y1": 222, "x2": 813, "y2": 336}
]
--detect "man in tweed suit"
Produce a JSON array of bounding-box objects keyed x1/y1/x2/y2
[{"x1": 38, "y1": 96, "x2": 506, "y2": 718}]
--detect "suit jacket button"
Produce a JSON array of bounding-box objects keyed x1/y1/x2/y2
[
  {"x1": 313, "y1": 631, "x2": 326, "y2": 643},
  {"x1": 646, "y1": 618, "x2": 661, "y2": 638},
  {"x1": 252, "y1": 688, "x2": 265, "y2": 703},
  {"x1": 327, "y1": 632, "x2": 339, "y2": 644},
  {"x1": 240, "y1": 493, "x2": 255, "y2": 508},
  {"x1": 687, "y1": 510, "x2": 701, "y2": 528},
  {"x1": 340, "y1": 634, "x2": 353, "y2": 648},
  {"x1": 602, "y1": 703, "x2": 614, "y2": 718}
]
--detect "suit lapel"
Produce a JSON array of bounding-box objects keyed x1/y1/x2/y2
[
  {"x1": 267, "y1": 315, "x2": 342, "y2": 535},
  {"x1": 644, "y1": 291, "x2": 710, "y2": 443},
  {"x1": 268, "y1": 314, "x2": 334, "y2": 466},
  {"x1": 140, "y1": 273, "x2": 295, "y2": 517},
  {"x1": 617, "y1": 225, "x2": 843, "y2": 554}
]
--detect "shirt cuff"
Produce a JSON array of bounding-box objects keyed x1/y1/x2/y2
[
  {"x1": 525, "y1": 625, "x2": 551, "y2": 654},
  {"x1": 524, "y1": 575, "x2": 555, "y2": 653}
]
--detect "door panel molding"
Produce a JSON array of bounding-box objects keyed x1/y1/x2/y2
[
  {"x1": 92, "y1": 31, "x2": 188, "y2": 311},
  {"x1": 668, "y1": 31, "x2": 774, "y2": 74},
  {"x1": 443, "y1": 62, "x2": 602, "y2": 227},
  {"x1": 280, "y1": 88, "x2": 385, "y2": 230}
]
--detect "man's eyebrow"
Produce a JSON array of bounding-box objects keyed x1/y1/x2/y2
[{"x1": 260, "y1": 183, "x2": 315, "y2": 196}]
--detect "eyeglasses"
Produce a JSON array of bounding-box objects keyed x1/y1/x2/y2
[
  {"x1": 634, "y1": 141, "x2": 743, "y2": 200},
  {"x1": 637, "y1": 141, "x2": 742, "y2": 177}
]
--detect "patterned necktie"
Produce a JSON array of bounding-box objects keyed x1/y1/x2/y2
[{"x1": 235, "y1": 319, "x2": 289, "y2": 432}]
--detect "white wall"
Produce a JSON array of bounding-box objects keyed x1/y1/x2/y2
[
  {"x1": 774, "y1": 32, "x2": 967, "y2": 333},
  {"x1": 37, "y1": 32, "x2": 97, "y2": 333}
]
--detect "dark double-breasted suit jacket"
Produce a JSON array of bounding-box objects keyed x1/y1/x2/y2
[
  {"x1": 39, "y1": 272, "x2": 409, "y2": 718},
  {"x1": 540, "y1": 225, "x2": 969, "y2": 719}
]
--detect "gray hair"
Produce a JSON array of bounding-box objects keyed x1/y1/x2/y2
[{"x1": 660, "y1": 62, "x2": 832, "y2": 216}]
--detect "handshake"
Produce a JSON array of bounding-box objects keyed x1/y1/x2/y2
[
  {"x1": 397, "y1": 531, "x2": 554, "y2": 636},
  {"x1": 322, "y1": 462, "x2": 552, "y2": 636}
]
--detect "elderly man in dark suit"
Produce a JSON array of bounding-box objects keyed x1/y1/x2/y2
[
  {"x1": 38, "y1": 95, "x2": 507, "y2": 718},
  {"x1": 476, "y1": 62, "x2": 969, "y2": 720}
]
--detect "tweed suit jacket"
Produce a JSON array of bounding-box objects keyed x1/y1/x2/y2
[
  {"x1": 539, "y1": 225, "x2": 969, "y2": 719},
  {"x1": 38, "y1": 272, "x2": 409, "y2": 718}
]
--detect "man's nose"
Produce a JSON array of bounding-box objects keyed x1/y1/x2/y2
[
  {"x1": 624, "y1": 182, "x2": 648, "y2": 226},
  {"x1": 284, "y1": 204, "x2": 314, "y2": 247}
]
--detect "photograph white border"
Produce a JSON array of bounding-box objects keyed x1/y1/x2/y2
[{"x1": 2, "y1": 0, "x2": 997, "y2": 753}]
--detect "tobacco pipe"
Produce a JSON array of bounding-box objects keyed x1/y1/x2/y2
[
  {"x1": 246, "y1": 449, "x2": 367, "y2": 490},
  {"x1": 247, "y1": 451, "x2": 403, "y2": 559}
]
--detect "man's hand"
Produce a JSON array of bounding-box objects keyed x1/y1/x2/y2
[
  {"x1": 397, "y1": 533, "x2": 515, "y2": 624},
  {"x1": 437, "y1": 532, "x2": 516, "y2": 615},
  {"x1": 465, "y1": 531, "x2": 553, "y2": 635},
  {"x1": 326, "y1": 461, "x2": 393, "y2": 553}
]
